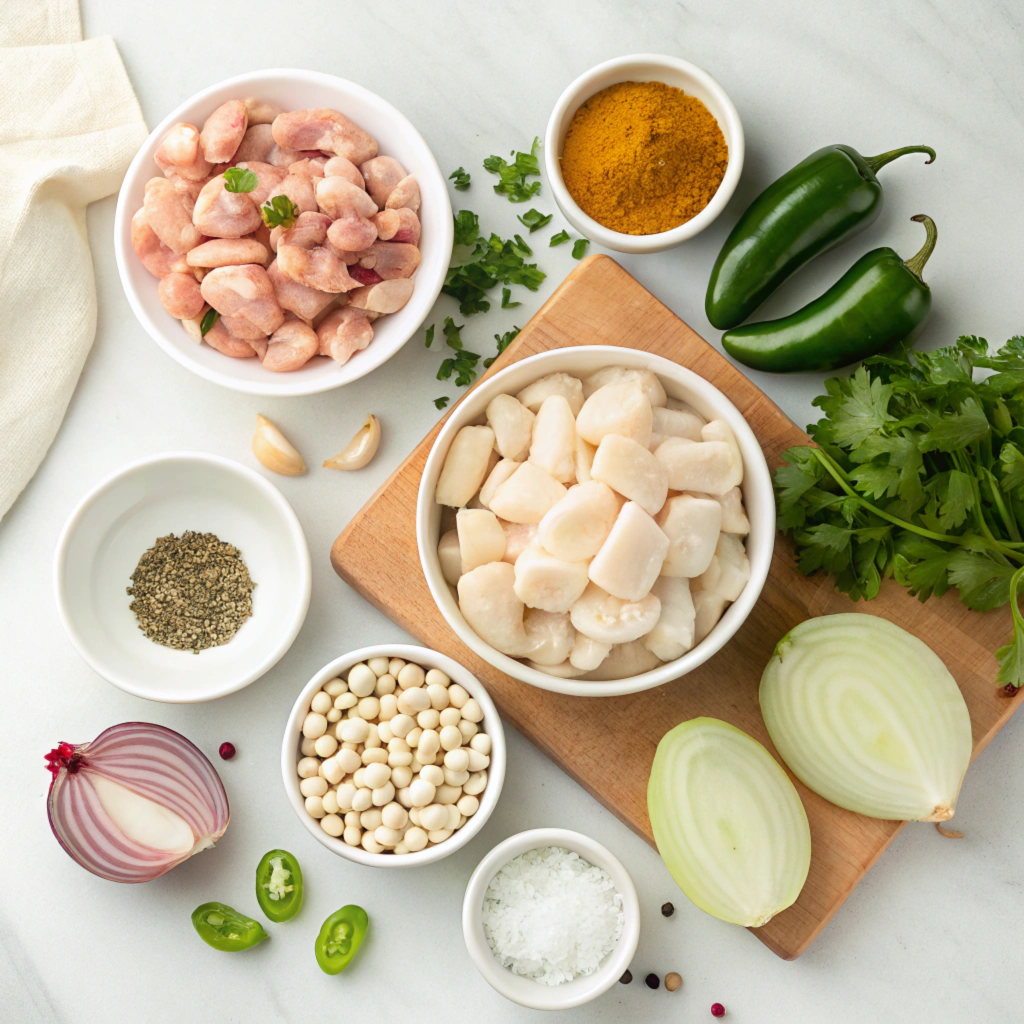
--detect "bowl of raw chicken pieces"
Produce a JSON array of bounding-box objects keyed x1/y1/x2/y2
[
  {"x1": 417, "y1": 347, "x2": 775, "y2": 697},
  {"x1": 115, "y1": 69, "x2": 452, "y2": 395}
]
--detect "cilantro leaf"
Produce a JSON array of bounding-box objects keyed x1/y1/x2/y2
[
  {"x1": 424, "y1": 323, "x2": 435, "y2": 348},
  {"x1": 484, "y1": 326, "x2": 520, "y2": 368},
  {"x1": 517, "y1": 208, "x2": 552, "y2": 233},
  {"x1": 434, "y1": 396, "x2": 450, "y2": 410},
  {"x1": 199, "y1": 308, "x2": 220, "y2": 336},
  {"x1": 484, "y1": 138, "x2": 542, "y2": 203},
  {"x1": 433, "y1": 317, "x2": 479, "y2": 388},
  {"x1": 572, "y1": 238, "x2": 590, "y2": 260},
  {"x1": 260, "y1": 194, "x2": 299, "y2": 229},
  {"x1": 223, "y1": 167, "x2": 258, "y2": 193},
  {"x1": 449, "y1": 167, "x2": 471, "y2": 191},
  {"x1": 549, "y1": 230, "x2": 571, "y2": 246},
  {"x1": 501, "y1": 287, "x2": 520, "y2": 309}
]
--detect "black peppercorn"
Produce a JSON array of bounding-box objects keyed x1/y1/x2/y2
[
  {"x1": 645, "y1": 973, "x2": 660, "y2": 990},
  {"x1": 619, "y1": 970, "x2": 632, "y2": 984},
  {"x1": 661, "y1": 902, "x2": 675, "y2": 917}
]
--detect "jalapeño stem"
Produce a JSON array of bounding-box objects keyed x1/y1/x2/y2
[
  {"x1": 904, "y1": 215, "x2": 938, "y2": 280},
  {"x1": 864, "y1": 145, "x2": 936, "y2": 173}
]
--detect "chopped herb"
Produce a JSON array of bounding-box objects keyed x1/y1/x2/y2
[
  {"x1": 443, "y1": 208, "x2": 546, "y2": 317},
  {"x1": 449, "y1": 167, "x2": 471, "y2": 191},
  {"x1": 200, "y1": 308, "x2": 220, "y2": 336},
  {"x1": 572, "y1": 237, "x2": 590, "y2": 260},
  {"x1": 484, "y1": 326, "x2": 521, "y2": 368},
  {"x1": 223, "y1": 167, "x2": 258, "y2": 193},
  {"x1": 517, "y1": 208, "x2": 552, "y2": 233},
  {"x1": 484, "y1": 137, "x2": 542, "y2": 203},
  {"x1": 501, "y1": 287, "x2": 520, "y2": 309},
  {"x1": 775, "y1": 335, "x2": 1024, "y2": 691},
  {"x1": 549, "y1": 229, "x2": 571, "y2": 246},
  {"x1": 435, "y1": 317, "x2": 480, "y2": 388},
  {"x1": 260, "y1": 195, "x2": 300, "y2": 230},
  {"x1": 434, "y1": 396, "x2": 450, "y2": 410},
  {"x1": 424, "y1": 323, "x2": 435, "y2": 348}
]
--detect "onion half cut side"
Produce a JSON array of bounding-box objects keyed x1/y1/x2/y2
[
  {"x1": 759, "y1": 613, "x2": 972, "y2": 822},
  {"x1": 46, "y1": 722, "x2": 230, "y2": 883},
  {"x1": 647, "y1": 717, "x2": 811, "y2": 928}
]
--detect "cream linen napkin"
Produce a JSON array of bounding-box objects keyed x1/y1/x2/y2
[{"x1": 0, "y1": 0, "x2": 147, "y2": 522}]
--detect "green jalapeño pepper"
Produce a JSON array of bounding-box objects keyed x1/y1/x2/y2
[
  {"x1": 315, "y1": 905, "x2": 368, "y2": 975},
  {"x1": 191, "y1": 902, "x2": 268, "y2": 952},
  {"x1": 706, "y1": 143, "x2": 935, "y2": 330},
  {"x1": 255, "y1": 849, "x2": 303, "y2": 923},
  {"x1": 722, "y1": 215, "x2": 936, "y2": 373}
]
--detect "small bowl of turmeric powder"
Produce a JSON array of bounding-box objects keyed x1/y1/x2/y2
[{"x1": 545, "y1": 54, "x2": 744, "y2": 254}]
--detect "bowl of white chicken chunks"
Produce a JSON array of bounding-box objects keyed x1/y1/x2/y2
[
  {"x1": 417, "y1": 347, "x2": 775, "y2": 696},
  {"x1": 114, "y1": 69, "x2": 452, "y2": 396}
]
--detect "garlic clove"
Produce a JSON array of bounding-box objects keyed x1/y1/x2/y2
[
  {"x1": 252, "y1": 413, "x2": 306, "y2": 476},
  {"x1": 323, "y1": 414, "x2": 381, "y2": 471}
]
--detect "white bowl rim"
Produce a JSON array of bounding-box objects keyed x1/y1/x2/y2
[
  {"x1": 544, "y1": 53, "x2": 745, "y2": 253},
  {"x1": 416, "y1": 345, "x2": 775, "y2": 697},
  {"x1": 462, "y1": 827, "x2": 641, "y2": 1010},
  {"x1": 53, "y1": 450, "x2": 312, "y2": 703},
  {"x1": 281, "y1": 643, "x2": 506, "y2": 868},
  {"x1": 113, "y1": 67, "x2": 454, "y2": 397}
]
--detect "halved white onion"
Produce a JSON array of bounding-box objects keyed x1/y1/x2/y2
[
  {"x1": 647, "y1": 717, "x2": 811, "y2": 928},
  {"x1": 759, "y1": 613, "x2": 972, "y2": 822}
]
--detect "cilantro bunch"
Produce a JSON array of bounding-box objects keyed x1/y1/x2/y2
[{"x1": 775, "y1": 335, "x2": 1024, "y2": 691}]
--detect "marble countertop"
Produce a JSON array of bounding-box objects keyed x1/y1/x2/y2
[{"x1": 3, "y1": 1, "x2": 1022, "y2": 1021}]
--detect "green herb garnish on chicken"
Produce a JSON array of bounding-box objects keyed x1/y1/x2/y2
[
  {"x1": 223, "y1": 167, "x2": 258, "y2": 193},
  {"x1": 260, "y1": 194, "x2": 299, "y2": 230},
  {"x1": 775, "y1": 335, "x2": 1024, "y2": 690}
]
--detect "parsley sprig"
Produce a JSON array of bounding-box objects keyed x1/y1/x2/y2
[
  {"x1": 223, "y1": 167, "x2": 257, "y2": 193},
  {"x1": 443, "y1": 209, "x2": 546, "y2": 316},
  {"x1": 261, "y1": 195, "x2": 299, "y2": 230},
  {"x1": 775, "y1": 335, "x2": 1024, "y2": 691},
  {"x1": 483, "y1": 138, "x2": 541, "y2": 203},
  {"x1": 449, "y1": 167, "x2": 471, "y2": 191}
]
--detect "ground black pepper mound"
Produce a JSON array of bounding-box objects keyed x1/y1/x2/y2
[{"x1": 127, "y1": 531, "x2": 255, "y2": 654}]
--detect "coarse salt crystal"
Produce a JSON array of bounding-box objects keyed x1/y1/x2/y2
[{"x1": 481, "y1": 846, "x2": 624, "y2": 986}]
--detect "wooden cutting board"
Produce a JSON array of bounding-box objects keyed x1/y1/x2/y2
[{"x1": 331, "y1": 254, "x2": 1023, "y2": 959}]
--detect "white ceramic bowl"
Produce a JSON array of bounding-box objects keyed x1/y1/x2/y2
[
  {"x1": 417, "y1": 346, "x2": 775, "y2": 697},
  {"x1": 282, "y1": 644, "x2": 505, "y2": 867},
  {"x1": 114, "y1": 68, "x2": 453, "y2": 396},
  {"x1": 544, "y1": 54, "x2": 744, "y2": 254},
  {"x1": 462, "y1": 828, "x2": 640, "y2": 1010},
  {"x1": 54, "y1": 452, "x2": 311, "y2": 702}
]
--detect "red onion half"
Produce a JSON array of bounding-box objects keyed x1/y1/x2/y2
[{"x1": 46, "y1": 722, "x2": 230, "y2": 883}]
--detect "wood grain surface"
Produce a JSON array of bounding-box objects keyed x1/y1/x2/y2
[{"x1": 330, "y1": 254, "x2": 1023, "y2": 959}]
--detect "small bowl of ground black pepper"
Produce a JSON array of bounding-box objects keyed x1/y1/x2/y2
[
  {"x1": 544, "y1": 54, "x2": 744, "y2": 254},
  {"x1": 54, "y1": 452, "x2": 311, "y2": 703}
]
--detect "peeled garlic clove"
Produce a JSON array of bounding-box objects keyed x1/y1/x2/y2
[
  {"x1": 529, "y1": 395, "x2": 577, "y2": 483},
  {"x1": 537, "y1": 481, "x2": 619, "y2": 562},
  {"x1": 588, "y1": 501, "x2": 669, "y2": 602},
  {"x1": 657, "y1": 494, "x2": 722, "y2": 577},
  {"x1": 576, "y1": 381, "x2": 652, "y2": 448},
  {"x1": 523, "y1": 608, "x2": 575, "y2": 665},
  {"x1": 457, "y1": 561, "x2": 531, "y2": 657},
  {"x1": 655, "y1": 438, "x2": 736, "y2": 494},
  {"x1": 581, "y1": 638, "x2": 663, "y2": 679},
  {"x1": 437, "y1": 529, "x2": 463, "y2": 587},
  {"x1": 513, "y1": 545, "x2": 590, "y2": 613},
  {"x1": 486, "y1": 394, "x2": 535, "y2": 461},
  {"x1": 456, "y1": 509, "x2": 506, "y2": 573},
  {"x1": 435, "y1": 426, "x2": 497, "y2": 508},
  {"x1": 479, "y1": 459, "x2": 521, "y2": 509},
  {"x1": 570, "y1": 582, "x2": 661, "y2": 645},
  {"x1": 582, "y1": 365, "x2": 667, "y2": 407},
  {"x1": 323, "y1": 414, "x2": 381, "y2": 471},
  {"x1": 643, "y1": 577, "x2": 696, "y2": 662},
  {"x1": 252, "y1": 414, "x2": 306, "y2": 476},
  {"x1": 569, "y1": 632, "x2": 612, "y2": 672},
  {"x1": 515, "y1": 372, "x2": 584, "y2": 415},
  {"x1": 488, "y1": 461, "x2": 567, "y2": 524},
  {"x1": 590, "y1": 433, "x2": 668, "y2": 516}
]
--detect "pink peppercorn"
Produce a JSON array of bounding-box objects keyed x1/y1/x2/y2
[
  {"x1": 711, "y1": 1004, "x2": 726, "y2": 1018},
  {"x1": 219, "y1": 742, "x2": 236, "y2": 760}
]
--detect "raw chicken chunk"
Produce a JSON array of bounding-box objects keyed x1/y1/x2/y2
[
  {"x1": 187, "y1": 238, "x2": 269, "y2": 268},
  {"x1": 267, "y1": 258, "x2": 335, "y2": 320},
  {"x1": 272, "y1": 108, "x2": 378, "y2": 164},
  {"x1": 277, "y1": 212, "x2": 358, "y2": 293},
  {"x1": 316, "y1": 176, "x2": 378, "y2": 251},
  {"x1": 154, "y1": 123, "x2": 211, "y2": 181},
  {"x1": 360, "y1": 156, "x2": 407, "y2": 207},
  {"x1": 191, "y1": 174, "x2": 262, "y2": 238},
  {"x1": 158, "y1": 273, "x2": 203, "y2": 319},
  {"x1": 200, "y1": 264, "x2": 284, "y2": 335},
  {"x1": 372, "y1": 208, "x2": 420, "y2": 246},
  {"x1": 356, "y1": 241, "x2": 420, "y2": 280},
  {"x1": 569, "y1": 633, "x2": 612, "y2": 672},
  {"x1": 233, "y1": 124, "x2": 301, "y2": 167},
  {"x1": 144, "y1": 177, "x2": 204, "y2": 253},
  {"x1": 385, "y1": 175, "x2": 420, "y2": 212},
  {"x1": 316, "y1": 307, "x2": 374, "y2": 366},
  {"x1": 131, "y1": 209, "x2": 190, "y2": 278},
  {"x1": 200, "y1": 100, "x2": 247, "y2": 164},
  {"x1": 203, "y1": 319, "x2": 257, "y2": 358},
  {"x1": 346, "y1": 278, "x2": 414, "y2": 314},
  {"x1": 263, "y1": 317, "x2": 319, "y2": 372}
]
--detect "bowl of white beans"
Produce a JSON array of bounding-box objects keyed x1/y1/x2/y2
[
  {"x1": 416, "y1": 346, "x2": 775, "y2": 697},
  {"x1": 282, "y1": 644, "x2": 505, "y2": 866}
]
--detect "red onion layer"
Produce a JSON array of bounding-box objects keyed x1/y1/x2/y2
[{"x1": 46, "y1": 722, "x2": 230, "y2": 884}]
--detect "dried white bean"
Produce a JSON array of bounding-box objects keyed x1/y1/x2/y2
[
  {"x1": 427, "y1": 828, "x2": 453, "y2": 844},
  {"x1": 321, "y1": 813, "x2": 344, "y2": 837},
  {"x1": 336, "y1": 748, "x2": 361, "y2": 774},
  {"x1": 435, "y1": 784, "x2": 462, "y2": 805},
  {"x1": 457, "y1": 794, "x2": 480, "y2": 817},
  {"x1": 336, "y1": 783, "x2": 357, "y2": 811},
  {"x1": 444, "y1": 768, "x2": 470, "y2": 787},
  {"x1": 305, "y1": 795, "x2": 326, "y2": 818},
  {"x1": 467, "y1": 749, "x2": 490, "y2": 772},
  {"x1": 321, "y1": 757, "x2": 345, "y2": 784},
  {"x1": 378, "y1": 694, "x2": 399, "y2": 720},
  {"x1": 372, "y1": 781, "x2": 396, "y2": 806},
  {"x1": 470, "y1": 733, "x2": 492, "y2": 755},
  {"x1": 463, "y1": 771, "x2": 487, "y2": 796},
  {"x1": 352, "y1": 787, "x2": 373, "y2": 812},
  {"x1": 419, "y1": 804, "x2": 448, "y2": 831},
  {"x1": 445, "y1": 803, "x2": 461, "y2": 830},
  {"x1": 388, "y1": 750, "x2": 413, "y2": 768},
  {"x1": 397, "y1": 687, "x2": 431, "y2": 715},
  {"x1": 388, "y1": 658, "x2": 406, "y2": 677},
  {"x1": 360, "y1": 808, "x2": 383, "y2": 830},
  {"x1": 419, "y1": 764, "x2": 444, "y2": 786},
  {"x1": 362, "y1": 747, "x2": 388, "y2": 765},
  {"x1": 361, "y1": 832, "x2": 384, "y2": 854},
  {"x1": 334, "y1": 692, "x2": 357, "y2": 710},
  {"x1": 425, "y1": 668, "x2": 450, "y2": 688},
  {"x1": 364, "y1": 762, "x2": 392, "y2": 790},
  {"x1": 458, "y1": 720, "x2": 479, "y2": 742},
  {"x1": 396, "y1": 786, "x2": 414, "y2": 808},
  {"x1": 314, "y1": 734, "x2": 338, "y2": 758},
  {"x1": 409, "y1": 779, "x2": 436, "y2": 807},
  {"x1": 326, "y1": 709, "x2": 342, "y2": 723},
  {"x1": 461, "y1": 698, "x2": 483, "y2": 723},
  {"x1": 377, "y1": 721, "x2": 394, "y2": 743},
  {"x1": 310, "y1": 691, "x2": 333, "y2": 715},
  {"x1": 439, "y1": 725, "x2": 463, "y2": 752},
  {"x1": 444, "y1": 748, "x2": 470, "y2": 772},
  {"x1": 397, "y1": 663, "x2": 425, "y2": 690},
  {"x1": 302, "y1": 712, "x2": 328, "y2": 739},
  {"x1": 375, "y1": 826, "x2": 402, "y2": 848},
  {"x1": 353, "y1": 767, "x2": 366, "y2": 789},
  {"x1": 381, "y1": 802, "x2": 408, "y2": 830},
  {"x1": 324, "y1": 678, "x2": 347, "y2": 697},
  {"x1": 375, "y1": 674, "x2": 396, "y2": 696},
  {"x1": 347, "y1": 663, "x2": 377, "y2": 697},
  {"x1": 358, "y1": 696, "x2": 381, "y2": 720},
  {"x1": 340, "y1": 719, "x2": 370, "y2": 744},
  {"x1": 297, "y1": 756, "x2": 321, "y2": 779},
  {"x1": 300, "y1": 737, "x2": 318, "y2": 757},
  {"x1": 448, "y1": 684, "x2": 469, "y2": 709},
  {"x1": 344, "y1": 826, "x2": 362, "y2": 847},
  {"x1": 439, "y1": 707, "x2": 462, "y2": 727},
  {"x1": 344, "y1": 810, "x2": 360, "y2": 828},
  {"x1": 417, "y1": 729, "x2": 440, "y2": 760},
  {"x1": 389, "y1": 713, "x2": 415, "y2": 738},
  {"x1": 368, "y1": 657, "x2": 390, "y2": 677},
  {"x1": 404, "y1": 826, "x2": 428, "y2": 851},
  {"x1": 300, "y1": 776, "x2": 329, "y2": 798},
  {"x1": 323, "y1": 791, "x2": 341, "y2": 815},
  {"x1": 391, "y1": 765, "x2": 413, "y2": 789},
  {"x1": 417, "y1": 708, "x2": 440, "y2": 730}
]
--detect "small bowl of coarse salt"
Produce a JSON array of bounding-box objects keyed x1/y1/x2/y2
[{"x1": 462, "y1": 828, "x2": 640, "y2": 1010}]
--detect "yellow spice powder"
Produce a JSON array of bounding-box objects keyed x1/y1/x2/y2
[{"x1": 560, "y1": 80, "x2": 729, "y2": 236}]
